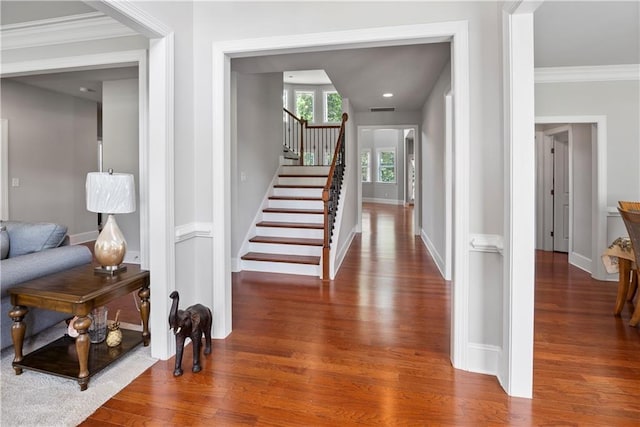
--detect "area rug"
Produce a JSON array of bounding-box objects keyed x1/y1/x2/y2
[{"x1": 0, "y1": 321, "x2": 156, "y2": 427}]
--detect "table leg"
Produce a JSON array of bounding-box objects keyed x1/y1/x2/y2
[
  {"x1": 74, "y1": 316, "x2": 92, "y2": 391},
  {"x1": 139, "y1": 286, "x2": 150, "y2": 346},
  {"x1": 8, "y1": 305, "x2": 28, "y2": 375},
  {"x1": 614, "y1": 258, "x2": 631, "y2": 315}
]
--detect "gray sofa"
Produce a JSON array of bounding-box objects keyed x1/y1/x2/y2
[{"x1": 1, "y1": 221, "x2": 93, "y2": 350}]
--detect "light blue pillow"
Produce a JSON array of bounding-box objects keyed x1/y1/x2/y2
[
  {"x1": 0, "y1": 226, "x2": 8, "y2": 260},
  {"x1": 4, "y1": 221, "x2": 68, "y2": 258}
]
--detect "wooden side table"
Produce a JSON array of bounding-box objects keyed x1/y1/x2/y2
[{"x1": 8, "y1": 263, "x2": 150, "y2": 391}]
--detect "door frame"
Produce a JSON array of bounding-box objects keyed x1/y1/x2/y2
[
  {"x1": 0, "y1": 3, "x2": 176, "y2": 359},
  {"x1": 212, "y1": 21, "x2": 471, "y2": 375},
  {"x1": 536, "y1": 116, "x2": 607, "y2": 280}
]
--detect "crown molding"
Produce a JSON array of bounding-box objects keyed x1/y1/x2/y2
[
  {"x1": 0, "y1": 12, "x2": 138, "y2": 51},
  {"x1": 535, "y1": 64, "x2": 640, "y2": 83}
]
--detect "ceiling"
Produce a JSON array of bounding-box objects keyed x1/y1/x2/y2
[
  {"x1": 233, "y1": 43, "x2": 451, "y2": 113},
  {"x1": 1, "y1": 1, "x2": 638, "y2": 110}
]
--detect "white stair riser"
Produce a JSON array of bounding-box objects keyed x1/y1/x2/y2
[
  {"x1": 255, "y1": 227, "x2": 324, "y2": 239},
  {"x1": 268, "y1": 199, "x2": 324, "y2": 210},
  {"x1": 278, "y1": 177, "x2": 327, "y2": 186},
  {"x1": 280, "y1": 166, "x2": 330, "y2": 175},
  {"x1": 247, "y1": 242, "x2": 322, "y2": 256},
  {"x1": 240, "y1": 260, "x2": 320, "y2": 276},
  {"x1": 262, "y1": 212, "x2": 323, "y2": 223},
  {"x1": 273, "y1": 187, "x2": 323, "y2": 198}
]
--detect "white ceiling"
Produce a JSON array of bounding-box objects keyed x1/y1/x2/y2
[
  {"x1": 284, "y1": 70, "x2": 332, "y2": 86},
  {"x1": 233, "y1": 43, "x2": 451, "y2": 113},
  {"x1": 7, "y1": 67, "x2": 139, "y2": 103},
  {"x1": 1, "y1": 1, "x2": 638, "y2": 110}
]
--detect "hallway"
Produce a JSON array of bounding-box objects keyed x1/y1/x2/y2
[{"x1": 83, "y1": 203, "x2": 640, "y2": 425}]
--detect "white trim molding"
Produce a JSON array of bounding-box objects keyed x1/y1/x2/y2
[
  {"x1": 69, "y1": 230, "x2": 99, "y2": 245},
  {"x1": 535, "y1": 64, "x2": 640, "y2": 83},
  {"x1": 469, "y1": 234, "x2": 504, "y2": 254},
  {"x1": 0, "y1": 12, "x2": 138, "y2": 50},
  {"x1": 468, "y1": 343, "x2": 500, "y2": 376},
  {"x1": 607, "y1": 206, "x2": 621, "y2": 217},
  {"x1": 0, "y1": 119, "x2": 8, "y2": 220},
  {"x1": 175, "y1": 222, "x2": 213, "y2": 242}
]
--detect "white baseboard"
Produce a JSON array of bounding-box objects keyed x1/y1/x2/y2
[
  {"x1": 69, "y1": 230, "x2": 98, "y2": 245},
  {"x1": 569, "y1": 251, "x2": 592, "y2": 274},
  {"x1": 333, "y1": 227, "x2": 356, "y2": 279},
  {"x1": 420, "y1": 229, "x2": 446, "y2": 279},
  {"x1": 362, "y1": 197, "x2": 403, "y2": 205},
  {"x1": 467, "y1": 343, "x2": 500, "y2": 376}
]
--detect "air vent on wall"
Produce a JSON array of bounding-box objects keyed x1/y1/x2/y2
[{"x1": 370, "y1": 107, "x2": 395, "y2": 112}]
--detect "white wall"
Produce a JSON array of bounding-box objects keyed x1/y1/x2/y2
[
  {"x1": 360, "y1": 128, "x2": 405, "y2": 204},
  {"x1": 0, "y1": 79, "x2": 97, "y2": 236},
  {"x1": 232, "y1": 71, "x2": 283, "y2": 256},
  {"x1": 571, "y1": 123, "x2": 593, "y2": 260},
  {"x1": 102, "y1": 79, "x2": 140, "y2": 257},
  {"x1": 420, "y1": 61, "x2": 451, "y2": 266}
]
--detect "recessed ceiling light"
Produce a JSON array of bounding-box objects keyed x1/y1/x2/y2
[
  {"x1": 383, "y1": 93, "x2": 394, "y2": 98},
  {"x1": 79, "y1": 87, "x2": 96, "y2": 93}
]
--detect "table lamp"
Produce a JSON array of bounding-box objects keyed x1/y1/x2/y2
[{"x1": 86, "y1": 170, "x2": 136, "y2": 275}]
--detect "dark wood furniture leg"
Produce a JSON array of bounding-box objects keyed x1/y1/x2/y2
[
  {"x1": 139, "y1": 285, "x2": 150, "y2": 346},
  {"x1": 614, "y1": 258, "x2": 631, "y2": 315},
  {"x1": 9, "y1": 305, "x2": 28, "y2": 375},
  {"x1": 74, "y1": 316, "x2": 92, "y2": 391}
]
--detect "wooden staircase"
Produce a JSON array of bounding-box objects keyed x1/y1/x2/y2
[{"x1": 240, "y1": 165, "x2": 330, "y2": 277}]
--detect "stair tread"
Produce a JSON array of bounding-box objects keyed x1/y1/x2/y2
[
  {"x1": 241, "y1": 252, "x2": 320, "y2": 265},
  {"x1": 256, "y1": 221, "x2": 324, "y2": 229},
  {"x1": 249, "y1": 236, "x2": 323, "y2": 246},
  {"x1": 269, "y1": 196, "x2": 322, "y2": 201},
  {"x1": 274, "y1": 184, "x2": 324, "y2": 189},
  {"x1": 263, "y1": 208, "x2": 323, "y2": 214}
]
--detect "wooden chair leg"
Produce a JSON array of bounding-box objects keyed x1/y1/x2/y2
[
  {"x1": 614, "y1": 259, "x2": 631, "y2": 315},
  {"x1": 627, "y1": 269, "x2": 638, "y2": 301}
]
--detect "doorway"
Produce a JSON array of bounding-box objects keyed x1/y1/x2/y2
[{"x1": 535, "y1": 119, "x2": 603, "y2": 276}]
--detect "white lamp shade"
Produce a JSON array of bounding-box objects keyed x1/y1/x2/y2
[{"x1": 86, "y1": 172, "x2": 136, "y2": 214}]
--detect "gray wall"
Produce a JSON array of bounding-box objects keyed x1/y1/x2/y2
[
  {"x1": 571, "y1": 124, "x2": 593, "y2": 260},
  {"x1": 0, "y1": 79, "x2": 97, "y2": 236},
  {"x1": 536, "y1": 80, "x2": 640, "y2": 205},
  {"x1": 360, "y1": 128, "x2": 405, "y2": 203},
  {"x1": 535, "y1": 79, "x2": 640, "y2": 251},
  {"x1": 102, "y1": 79, "x2": 140, "y2": 257},
  {"x1": 420, "y1": 61, "x2": 451, "y2": 263},
  {"x1": 232, "y1": 72, "x2": 284, "y2": 256}
]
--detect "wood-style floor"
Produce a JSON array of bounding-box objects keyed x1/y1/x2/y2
[{"x1": 82, "y1": 203, "x2": 640, "y2": 425}]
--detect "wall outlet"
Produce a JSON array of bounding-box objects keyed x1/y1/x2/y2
[{"x1": 11, "y1": 178, "x2": 19, "y2": 187}]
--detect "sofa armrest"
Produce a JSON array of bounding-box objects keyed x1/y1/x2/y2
[{"x1": 1, "y1": 245, "x2": 92, "y2": 297}]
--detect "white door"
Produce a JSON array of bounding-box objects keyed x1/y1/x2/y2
[{"x1": 553, "y1": 137, "x2": 569, "y2": 252}]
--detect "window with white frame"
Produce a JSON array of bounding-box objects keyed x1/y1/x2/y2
[
  {"x1": 376, "y1": 148, "x2": 396, "y2": 183},
  {"x1": 324, "y1": 91, "x2": 343, "y2": 123},
  {"x1": 361, "y1": 150, "x2": 371, "y2": 182},
  {"x1": 295, "y1": 90, "x2": 314, "y2": 122}
]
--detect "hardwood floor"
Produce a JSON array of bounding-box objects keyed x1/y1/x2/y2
[{"x1": 82, "y1": 203, "x2": 640, "y2": 425}]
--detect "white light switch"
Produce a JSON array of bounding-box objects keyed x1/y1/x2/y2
[
  {"x1": 11, "y1": 178, "x2": 19, "y2": 187},
  {"x1": 240, "y1": 172, "x2": 247, "y2": 182}
]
